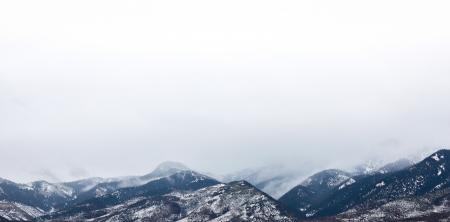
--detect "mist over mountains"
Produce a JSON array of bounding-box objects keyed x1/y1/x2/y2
[
  {"x1": 1, "y1": 148, "x2": 449, "y2": 221},
  {"x1": 2, "y1": 0, "x2": 450, "y2": 221}
]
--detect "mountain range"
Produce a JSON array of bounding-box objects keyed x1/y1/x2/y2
[{"x1": 0, "y1": 149, "x2": 449, "y2": 221}]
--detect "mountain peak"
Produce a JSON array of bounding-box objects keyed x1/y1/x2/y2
[
  {"x1": 301, "y1": 169, "x2": 351, "y2": 188},
  {"x1": 431, "y1": 149, "x2": 449, "y2": 158},
  {"x1": 421, "y1": 149, "x2": 450, "y2": 164},
  {"x1": 141, "y1": 161, "x2": 190, "y2": 180}
]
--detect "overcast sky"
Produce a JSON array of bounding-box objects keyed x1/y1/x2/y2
[{"x1": 1, "y1": 0, "x2": 450, "y2": 183}]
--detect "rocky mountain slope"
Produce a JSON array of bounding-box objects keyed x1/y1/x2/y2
[
  {"x1": 1, "y1": 149, "x2": 449, "y2": 221},
  {"x1": 280, "y1": 149, "x2": 450, "y2": 220},
  {"x1": 336, "y1": 187, "x2": 450, "y2": 221},
  {"x1": 279, "y1": 169, "x2": 353, "y2": 217},
  {"x1": 0, "y1": 178, "x2": 72, "y2": 212},
  {"x1": 43, "y1": 181, "x2": 299, "y2": 222},
  {"x1": 278, "y1": 157, "x2": 415, "y2": 217},
  {"x1": 0, "y1": 162, "x2": 197, "y2": 221},
  {"x1": 42, "y1": 170, "x2": 219, "y2": 220},
  {"x1": 0, "y1": 201, "x2": 44, "y2": 221},
  {"x1": 61, "y1": 161, "x2": 192, "y2": 206}
]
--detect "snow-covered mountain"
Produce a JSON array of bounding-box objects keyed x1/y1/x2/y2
[
  {"x1": 43, "y1": 180, "x2": 298, "y2": 222},
  {"x1": 141, "y1": 161, "x2": 190, "y2": 180},
  {"x1": 1, "y1": 150, "x2": 449, "y2": 221},
  {"x1": 0, "y1": 161, "x2": 198, "y2": 221},
  {"x1": 300, "y1": 169, "x2": 352, "y2": 190},
  {"x1": 280, "y1": 149, "x2": 450, "y2": 220},
  {"x1": 28, "y1": 181, "x2": 74, "y2": 199},
  {"x1": 59, "y1": 161, "x2": 193, "y2": 207},
  {"x1": 337, "y1": 187, "x2": 450, "y2": 221},
  {"x1": 43, "y1": 170, "x2": 220, "y2": 220},
  {"x1": 318, "y1": 149, "x2": 449, "y2": 216},
  {"x1": 279, "y1": 169, "x2": 354, "y2": 216},
  {"x1": 0, "y1": 178, "x2": 75, "y2": 212}
]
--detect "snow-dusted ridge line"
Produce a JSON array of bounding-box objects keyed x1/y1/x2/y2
[
  {"x1": 42, "y1": 180, "x2": 298, "y2": 222},
  {"x1": 1, "y1": 150, "x2": 450, "y2": 221}
]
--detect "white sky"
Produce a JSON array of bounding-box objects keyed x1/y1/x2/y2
[{"x1": 1, "y1": 0, "x2": 450, "y2": 182}]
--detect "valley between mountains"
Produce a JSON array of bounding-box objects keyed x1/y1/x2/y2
[{"x1": 1, "y1": 149, "x2": 449, "y2": 222}]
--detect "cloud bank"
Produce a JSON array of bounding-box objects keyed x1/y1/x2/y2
[{"x1": 1, "y1": 0, "x2": 450, "y2": 182}]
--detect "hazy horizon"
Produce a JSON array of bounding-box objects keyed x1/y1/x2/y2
[
  {"x1": 0, "y1": 147, "x2": 442, "y2": 184},
  {"x1": 2, "y1": 0, "x2": 450, "y2": 183}
]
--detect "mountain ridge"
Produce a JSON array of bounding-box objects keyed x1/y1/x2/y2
[
  {"x1": 279, "y1": 149, "x2": 450, "y2": 219},
  {"x1": 1, "y1": 150, "x2": 449, "y2": 221}
]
